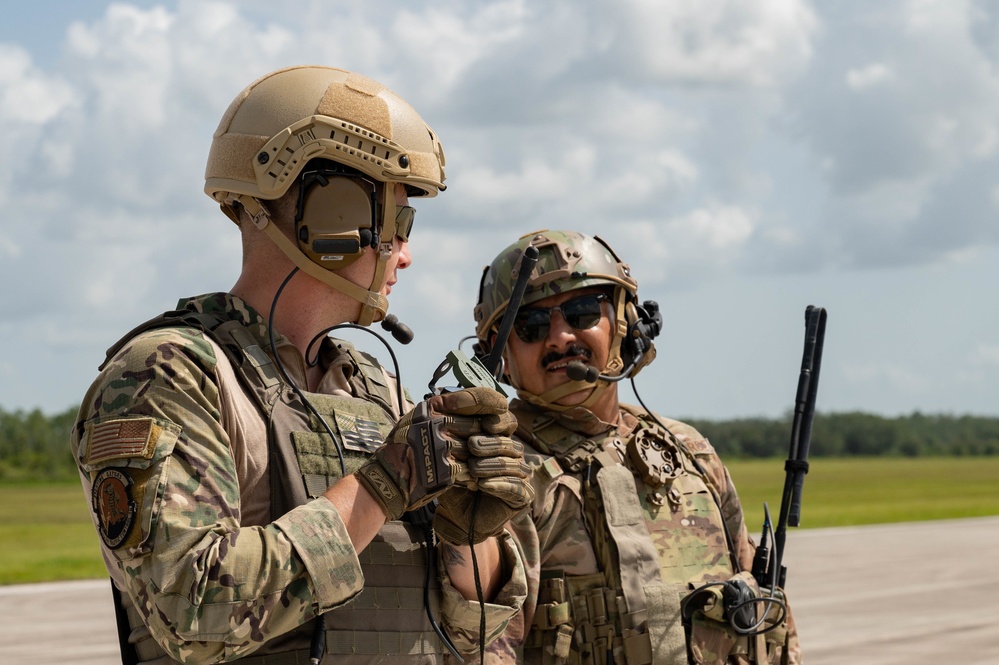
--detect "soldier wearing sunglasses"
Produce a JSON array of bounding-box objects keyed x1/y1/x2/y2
[{"x1": 473, "y1": 230, "x2": 800, "y2": 664}]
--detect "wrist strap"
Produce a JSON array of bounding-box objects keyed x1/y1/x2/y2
[{"x1": 356, "y1": 463, "x2": 406, "y2": 521}]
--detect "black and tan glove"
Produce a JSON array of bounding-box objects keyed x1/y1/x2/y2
[
  {"x1": 355, "y1": 387, "x2": 515, "y2": 522},
  {"x1": 434, "y1": 436, "x2": 534, "y2": 545},
  {"x1": 432, "y1": 403, "x2": 535, "y2": 545}
]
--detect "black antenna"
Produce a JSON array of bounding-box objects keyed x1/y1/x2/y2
[
  {"x1": 770, "y1": 305, "x2": 827, "y2": 588},
  {"x1": 484, "y1": 245, "x2": 540, "y2": 374}
]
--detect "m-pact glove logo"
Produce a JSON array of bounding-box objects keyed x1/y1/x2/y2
[{"x1": 421, "y1": 425, "x2": 436, "y2": 486}]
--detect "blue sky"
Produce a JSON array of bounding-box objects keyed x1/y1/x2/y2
[{"x1": 1, "y1": 0, "x2": 997, "y2": 419}]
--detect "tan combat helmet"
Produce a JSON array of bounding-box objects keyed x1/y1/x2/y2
[
  {"x1": 204, "y1": 65, "x2": 446, "y2": 325},
  {"x1": 475, "y1": 229, "x2": 657, "y2": 411}
]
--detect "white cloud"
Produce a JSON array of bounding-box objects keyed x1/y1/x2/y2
[
  {"x1": 0, "y1": 234, "x2": 21, "y2": 259},
  {"x1": 842, "y1": 362, "x2": 931, "y2": 393},
  {"x1": 600, "y1": 0, "x2": 818, "y2": 86},
  {"x1": 670, "y1": 205, "x2": 755, "y2": 250},
  {"x1": 0, "y1": 45, "x2": 77, "y2": 125},
  {"x1": 612, "y1": 204, "x2": 755, "y2": 287},
  {"x1": 846, "y1": 63, "x2": 894, "y2": 90},
  {"x1": 970, "y1": 344, "x2": 999, "y2": 368}
]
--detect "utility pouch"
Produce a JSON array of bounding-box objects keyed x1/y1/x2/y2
[
  {"x1": 681, "y1": 571, "x2": 788, "y2": 665},
  {"x1": 528, "y1": 571, "x2": 575, "y2": 664}
]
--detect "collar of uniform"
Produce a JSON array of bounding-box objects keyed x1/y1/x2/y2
[
  {"x1": 175, "y1": 292, "x2": 355, "y2": 393},
  {"x1": 616, "y1": 409, "x2": 640, "y2": 438},
  {"x1": 315, "y1": 339, "x2": 358, "y2": 396},
  {"x1": 512, "y1": 399, "x2": 618, "y2": 438},
  {"x1": 176, "y1": 292, "x2": 272, "y2": 346}
]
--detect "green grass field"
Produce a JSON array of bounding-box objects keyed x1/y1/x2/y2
[
  {"x1": 0, "y1": 483, "x2": 107, "y2": 584},
  {"x1": 2, "y1": 456, "x2": 998, "y2": 585},
  {"x1": 729, "y1": 456, "x2": 999, "y2": 530}
]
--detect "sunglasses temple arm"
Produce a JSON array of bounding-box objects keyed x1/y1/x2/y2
[{"x1": 483, "y1": 245, "x2": 540, "y2": 375}]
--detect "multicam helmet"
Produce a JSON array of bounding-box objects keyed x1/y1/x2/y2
[
  {"x1": 204, "y1": 65, "x2": 446, "y2": 325},
  {"x1": 474, "y1": 230, "x2": 655, "y2": 410},
  {"x1": 474, "y1": 230, "x2": 637, "y2": 340}
]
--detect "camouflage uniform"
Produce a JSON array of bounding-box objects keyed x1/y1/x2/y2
[
  {"x1": 71, "y1": 292, "x2": 526, "y2": 664},
  {"x1": 502, "y1": 402, "x2": 800, "y2": 665},
  {"x1": 493, "y1": 400, "x2": 802, "y2": 665},
  {"x1": 472, "y1": 231, "x2": 800, "y2": 664}
]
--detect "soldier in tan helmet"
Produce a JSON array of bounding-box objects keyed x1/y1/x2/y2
[
  {"x1": 473, "y1": 230, "x2": 802, "y2": 664},
  {"x1": 70, "y1": 65, "x2": 533, "y2": 664}
]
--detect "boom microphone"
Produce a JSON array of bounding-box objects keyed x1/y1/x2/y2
[
  {"x1": 566, "y1": 362, "x2": 600, "y2": 382},
  {"x1": 381, "y1": 314, "x2": 415, "y2": 344},
  {"x1": 566, "y1": 359, "x2": 638, "y2": 383}
]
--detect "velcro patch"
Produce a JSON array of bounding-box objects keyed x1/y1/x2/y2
[
  {"x1": 540, "y1": 457, "x2": 563, "y2": 480},
  {"x1": 681, "y1": 436, "x2": 713, "y2": 455},
  {"x1": 92, "y1": 468, "x2": 137, "y2": 549},
  {"x1": 85, "y1": 418, "x2": 157, "y2": 465}
]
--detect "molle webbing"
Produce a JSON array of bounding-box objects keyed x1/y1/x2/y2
[
  {"x1": 271, "y1": 386, "x2": 444, "y2": 662},
  {"x1": 321, "y1": 524, "x2": 443, "y2": 657}
]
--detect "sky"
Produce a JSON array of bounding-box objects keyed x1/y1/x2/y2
[{"x1": 1, "y1": 0, "x2": 997, "y2": 420}]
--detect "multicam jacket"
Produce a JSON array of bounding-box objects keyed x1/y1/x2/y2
[
  {"x1": 70, "y1": 293, "x2": 525, "y2": 664},
  {"x1": 498, "y1": 400, "x2": 800, "y2": 665}
]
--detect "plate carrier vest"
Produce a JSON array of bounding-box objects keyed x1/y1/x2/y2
[
  {"x1": 514, "y1": 404, "x2": 788, "y2": 665},
  {"x1": 103, "y1": 306, "x2": 448, "y2": 665}
]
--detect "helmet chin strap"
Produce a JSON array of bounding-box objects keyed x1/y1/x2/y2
[
  {"x1": 233, "y1": 194, "x2": 390, "y2": 325},
  {"x1": 367, "y1": 187, "x2": 398, "y2": 325}
]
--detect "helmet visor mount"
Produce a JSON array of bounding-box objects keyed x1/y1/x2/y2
[{"x1": 253, "y1": 114, "x2": 439, "y2": 200}]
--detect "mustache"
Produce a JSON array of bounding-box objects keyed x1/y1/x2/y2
[{"x1": 541, "y1": 345, "x2": 592, "y2": 369}]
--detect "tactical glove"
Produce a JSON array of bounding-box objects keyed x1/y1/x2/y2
[
  {"x1": 356, "y1": 386, "x2": 517, "y2": 522},
  {"x1": 433, "y1": 431, "x2": 535, "y2": 545}
]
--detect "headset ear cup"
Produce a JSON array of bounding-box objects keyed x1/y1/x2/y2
[
  {"x1": 622, "y1": 301, "x2": 642, "y2": 369},
  {"x1": 297, "y1": 175, "x2": 375, "y2": 270},
  {"x1": 628, "y1": 300, "x2": 662, "y2": 378}
]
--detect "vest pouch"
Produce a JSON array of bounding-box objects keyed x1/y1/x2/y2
[
  {"x1": 683, "y1": 572, "x2": 785, "y2": 665},
  {"x1": 760, "y1": 587, "x2": 790, "y2": 665},
  {"x1": 688, "y1": 613, "x2": 749, "y2": 665}
]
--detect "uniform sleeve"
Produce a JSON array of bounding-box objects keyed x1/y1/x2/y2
[
  {"x1": 70, "y1": 329, "x2": 363, "y2": 663},
  {"x1": 437, "y1": 530, "x2": 529, "y2": 658}
]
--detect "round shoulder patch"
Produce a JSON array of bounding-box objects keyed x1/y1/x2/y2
[{"x1": 92, "y1": 468, "x2": 137, "y2": 549}]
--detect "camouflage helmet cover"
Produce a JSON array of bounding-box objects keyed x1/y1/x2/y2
[
  {"x1": 204, "y1": 65, "x2": 446, "y2": 211},
  {"x1": 474, "y1": 229, "x2": 639, "y2": 343}
]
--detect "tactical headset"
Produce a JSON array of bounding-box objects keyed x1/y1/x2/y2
[{"x1": 295, "y1": 160, "x2": 391, "y2": 270}]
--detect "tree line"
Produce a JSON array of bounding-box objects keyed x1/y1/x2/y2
[
  {"x1": 686, "y1": 411, "x2": 999, "y2": 458},
  {"x1": 1, "y1": 405, "x2": 997, "y2": 482}
]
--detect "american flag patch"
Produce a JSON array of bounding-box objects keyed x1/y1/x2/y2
[
  {"x1": 86, "y1": 418, "x2": 157, "y2": 465},
  {"x1": 336, "y1": 414, "x2": 384, "y2": 452}
]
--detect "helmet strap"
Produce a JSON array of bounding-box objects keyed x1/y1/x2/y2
[
  {"x1": 234, "y1": 194, "x2": 389, "y2": 323},
  {"x1": 361, "y1": 186, "x2": 399, "y2": 326}
]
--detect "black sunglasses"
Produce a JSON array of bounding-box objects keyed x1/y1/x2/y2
[
  {"x1": 513, "y1": 293, "x2": 610, "y2": 344},
  {"x1": 395, "y1": 205, "x2": 415, "y2": 242}
]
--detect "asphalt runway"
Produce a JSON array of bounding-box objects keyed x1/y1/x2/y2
[{"x1": 1, "y1": 517, "x2": 996, "y2": 664}]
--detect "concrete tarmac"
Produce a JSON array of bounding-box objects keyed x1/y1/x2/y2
[{"x1": 1, "y1": 516, "x2": 996, "y2": 664}]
